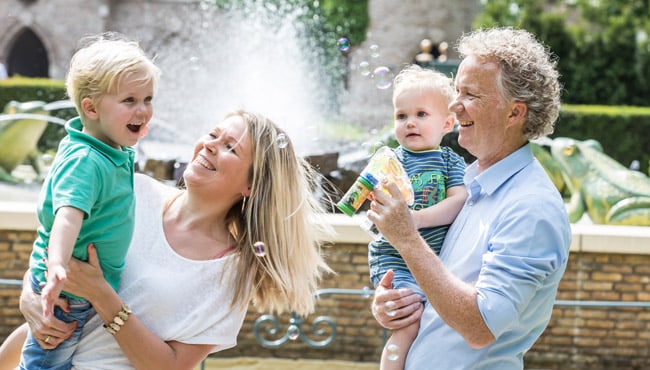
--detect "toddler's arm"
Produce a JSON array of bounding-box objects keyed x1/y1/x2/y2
[
  {"x1": 41, "y1": 206, "x2": 84, "y2": 317},
  {"x1": 411, "y1": 185, "x2": 467, "y2": 229}
]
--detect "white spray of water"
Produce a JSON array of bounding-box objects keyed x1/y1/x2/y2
[{"x1": 145, "y1": 1, "x2": 342, "y2": 161}]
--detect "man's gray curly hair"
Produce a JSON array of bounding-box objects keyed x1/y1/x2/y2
[{"x1": 457, "y1": 27, "x2": 562, "y2": 140}]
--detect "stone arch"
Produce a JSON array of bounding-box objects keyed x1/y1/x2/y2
[{"x1": 7, "y1": 27, "x2": 50, "y2": 77}]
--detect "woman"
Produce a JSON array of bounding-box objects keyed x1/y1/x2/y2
[{"x1": 1, "y1": 110, "x2": 334, "y2": 370}]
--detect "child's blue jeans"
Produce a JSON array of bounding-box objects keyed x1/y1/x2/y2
[{"x1": 19, "y1": 272, "x2": 95, "y2": 370}]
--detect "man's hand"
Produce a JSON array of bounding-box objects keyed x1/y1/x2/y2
[
  {"x1": 367, "y1": 180, "x2": 419, "y2": 250},
  {"x1": 372, "y1": 270, "x2": 423, "y2": 330}
]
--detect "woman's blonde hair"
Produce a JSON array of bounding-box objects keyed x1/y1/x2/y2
[
  {"x1": 224, "y1": 110, "x2": 334, "y2": 316},
  {"x1": 66, "y1": 32, "x2": 161, "y2": 123}
]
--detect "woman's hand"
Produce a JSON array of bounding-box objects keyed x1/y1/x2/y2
[
  {"x1": 64, "y1": 243, "x2": 110, "y2": 302},
  {"x1": 19, "y1": 273, "x2": 75, "y2": 350},
  {"x1": 372, "y1": 270, "x2": 423, "y2": 330}
]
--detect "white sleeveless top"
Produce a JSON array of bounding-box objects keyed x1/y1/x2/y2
[{"x1": 72, "y1": 174, "x2": 245, "y2": 369}]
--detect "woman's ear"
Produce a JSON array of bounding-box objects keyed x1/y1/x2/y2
[
  {"x1": 242, "y1": 186, "x2": 251, "y2": 198},
  {"x1": 81, "y1": 97, "x2": 98, "y2": 120}
]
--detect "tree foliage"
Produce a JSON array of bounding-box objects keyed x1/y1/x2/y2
[{"x1": 474, "y1": 0, "x2": 650, "y2": 106}]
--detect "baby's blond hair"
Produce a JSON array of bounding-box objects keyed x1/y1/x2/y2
[{"x1": 392, "y1": 64, "x2": 455, "y2": 109}]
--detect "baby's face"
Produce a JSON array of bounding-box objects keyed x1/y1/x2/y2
[{"x1": 393, "y1": 88, "x2": 453, "y2": 152}]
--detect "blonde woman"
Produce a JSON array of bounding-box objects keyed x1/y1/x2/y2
[{"x1": 2, "y1": 110, "x2": 333, "y2": 370}]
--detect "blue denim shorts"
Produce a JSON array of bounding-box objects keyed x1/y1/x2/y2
[{"x1": 19, "y1": 272, "x2": 95, "y2": 370}]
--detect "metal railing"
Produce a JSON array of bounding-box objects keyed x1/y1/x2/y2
[
  {"x1": 253, "y1": 288, "x2": 384, "y2": 348},
  {"x1": 252, "y1": 288, "x2": 650, "y2": 349},
  {"x1": 3, "y1": 278, "x2": 650, "y2": 357}
]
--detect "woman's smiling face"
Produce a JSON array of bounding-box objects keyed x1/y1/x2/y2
[{"x1": 185, "y1": 114, "x2": 252, "y2": 197}]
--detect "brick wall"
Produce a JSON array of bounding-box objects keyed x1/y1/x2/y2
[{"x1": 1, "y1": 227, "x2": 649, "y2": 369}]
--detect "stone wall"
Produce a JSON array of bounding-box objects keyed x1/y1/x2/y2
[
  {"x1": 1, "y1": 217, "x2": 649, "y2": 369},
  {"x1": 0, "y1": 0, "x2": 109, "y2": 79}
]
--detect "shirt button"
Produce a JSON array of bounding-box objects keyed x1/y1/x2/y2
[{"x1": 468, "y1": 200, "x2": 474, "y2": 206}]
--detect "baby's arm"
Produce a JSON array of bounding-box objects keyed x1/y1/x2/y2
[
  {"x1": 41, "y1": 206, "x2": 84, "y2": 318},
  {"x1": 411, "y1": 185, "x2": 467, "y2": 229}
]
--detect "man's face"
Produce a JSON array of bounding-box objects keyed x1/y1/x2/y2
[{"x1": 449, "y1": 55, "x2": 514, "y2": 169}]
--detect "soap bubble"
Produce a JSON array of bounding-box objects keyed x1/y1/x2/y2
[
  {"x1": 369, "y1": 44, "x2": 380, "y2": 58},
  {"x1": 276, "y1": 133, "x2": 289, "y2": 148},
  {"x1": 337, "y1": 37, "x2": 351, "y2": 52},
  {"x1": 253, "y1": 241, "x2": 266, "y2": 257},
  {"x1": 359, "y1": 60, "x2": 371, "y2": 77},
  {"x1": 385, "y1": 300, "x2": 397, "y2": 317},
  {"x1": 362, "y1": 286, "x2": 372, "y2": 298},
  {"x1": 386, "y1": 344, "x2": 400, "y2": 361},
  {"x1": 288, "y1": 325, "x2": 299, "y2": 340},
  {"x1": 373, "y1": 66, "x2": 393, "y2": 89}
]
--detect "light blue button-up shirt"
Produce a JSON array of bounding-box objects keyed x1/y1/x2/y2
[{"x1": 406, "y1": 143, "x2": 571, "y2": 370}]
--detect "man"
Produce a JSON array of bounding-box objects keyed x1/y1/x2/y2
[{"x1": 367, "y1": 27, "x2": 571, "y2": 369}]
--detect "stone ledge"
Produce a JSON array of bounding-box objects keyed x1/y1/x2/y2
[
  {"x1": 329, "y1": 213, "x2": 650, "y2": 255},
  {"x1": 2, "y1": 203, "x2": 649, "y2": 255}
]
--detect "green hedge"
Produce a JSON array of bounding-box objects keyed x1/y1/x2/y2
[
  {"x1": 0, "y1": 77, "x2": 72, "y2": 152},
  {"x1": 0, "y1": 77, "x2": 67, "y2": 109},
  {"x1": 554, "y1": 104, "x2": 650, "y2": 174}
]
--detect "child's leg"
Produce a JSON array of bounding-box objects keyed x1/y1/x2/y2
[
  {"x1": 19, "y1": 283, "x2": 93, "y2": 370},
  {"x1": 380, "y1": 314, "x2": 420, "y2": 370},
  {"x1": 0, "y1": 323, "x2": 28, "y2": 370}
]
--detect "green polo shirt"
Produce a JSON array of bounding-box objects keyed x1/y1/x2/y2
[{"x1": 30, "y1": 117, "x2": 135, "y2": 298}]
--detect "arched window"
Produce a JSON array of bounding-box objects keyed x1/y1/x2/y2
[{"x1": 8, "y1": 28, "x2": 49, "y2": 77}]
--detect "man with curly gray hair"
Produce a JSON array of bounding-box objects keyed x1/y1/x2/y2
[{"x1": 368, "y1": 27, "x2": 571, "y2": 369}]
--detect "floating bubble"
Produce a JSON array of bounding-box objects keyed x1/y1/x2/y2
[
  {"x1": 253, "y1": 241, "x2": 266, "y2": 257},
  {"x1": 369, "y1": 44, "x2": 380, "y2": 58},
  {"x1": 362, "y1": 286, "x2": 372, "y2": 298},
  {"x1": 287, "y1": 324, "x2": 299, "y2": 340},
  {"x1": 276, "y1": 133, "x2": 289, "y2": 149},
  {"x1": 337, "y1": 37, "x2": 351, "y2": 52},
  {"x1": 373, "y1": 66, "x2": 393, "y2": 90},
  {"x1": 359, "y1": 61, "x2": 371, "y2": 77},
  {"x1": 385, "y1": 300, "x2": 397, "y2": 317},
  {"x1": 386, "y1": 344, "x2": 400, "y2": 361}
]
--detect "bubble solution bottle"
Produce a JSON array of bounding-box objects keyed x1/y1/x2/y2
[
  {"x1": 336, "y1": 146, "x2": 414, "y2": 239},
  {"x1": 336, "y1": 172, "x2": 379, "y2": 216}
]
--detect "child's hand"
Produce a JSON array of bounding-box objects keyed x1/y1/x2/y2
[{"x1": 41, "y1": 266, "x2": 67, "y2": 318}]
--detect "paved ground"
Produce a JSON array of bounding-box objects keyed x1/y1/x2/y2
[{"x1": 197, "y1": 357, "x2": 377, "y2": 370}]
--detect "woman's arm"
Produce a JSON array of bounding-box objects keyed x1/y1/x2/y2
[
  {"x1": 64, "y1": 244, "x2": 213, "y2": 370},
  {"x1": 0, "y1": 323, "x2": 28, "y2": 370}
]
